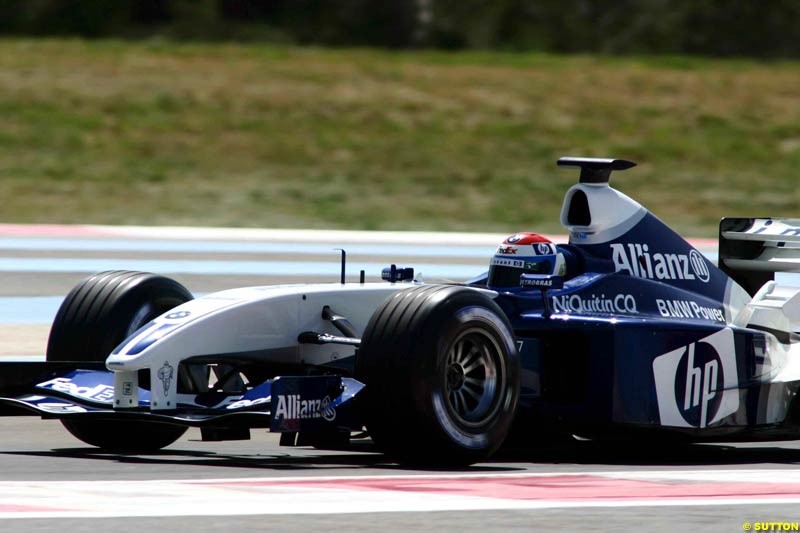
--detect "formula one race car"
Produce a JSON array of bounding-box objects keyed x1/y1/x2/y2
[{"x1": 2, "y1": 157, "x2": 800, "y2": 466}]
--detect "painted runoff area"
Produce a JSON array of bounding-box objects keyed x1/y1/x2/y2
[{"x1": 1, "y1": 469, "x2": 800, "y2": 519}]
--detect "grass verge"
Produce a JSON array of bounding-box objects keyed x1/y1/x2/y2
[{"x1": 1, "y1": 39, "x2": 798, "y2": 236}]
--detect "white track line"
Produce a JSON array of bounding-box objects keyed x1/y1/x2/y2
[{"x1": 0, "y1": 222, "x2": 720, "y2": 248}]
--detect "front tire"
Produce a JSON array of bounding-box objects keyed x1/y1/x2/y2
[
  {"x1": 356, "y1": 285, "x2": 520, "y2": 466},
  {"x1": 47, "y1": 270, "x2": 192, "y2": 453}
]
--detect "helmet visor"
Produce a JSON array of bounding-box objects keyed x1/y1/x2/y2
[{"x1": 488, "y1": 257, "x2": 555, "y2": 287}]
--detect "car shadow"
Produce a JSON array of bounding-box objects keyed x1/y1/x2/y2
[
  {"x1": 494, "y1": 438, "x2": 800, "y2": 466},
  {"x1": 0, "y1": 442, "x2": 521, "y2": 473},
  {"x1": 3, "y1": 437, "x2": 800, "y2": 472}
]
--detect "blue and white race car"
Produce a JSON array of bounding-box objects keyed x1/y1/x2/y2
[{"x1": 1, "y1": 157, "x2": 798, "y2": 466}]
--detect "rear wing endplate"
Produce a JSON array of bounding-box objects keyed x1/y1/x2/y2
[{"x1": 719, "y1": 218, "x2": 800, "y2": 295}]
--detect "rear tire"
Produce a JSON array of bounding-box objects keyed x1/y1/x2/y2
[
  {"x1": 47, "y1": 270, "x2": 192, "y2": 453},
  {"x1": 356, "y1": 285, "x2": 520, "y2": 466}
]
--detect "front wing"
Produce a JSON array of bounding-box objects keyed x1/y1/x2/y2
[{"x1": 0, "y1": 364, "x2": 364, "y2": 433}]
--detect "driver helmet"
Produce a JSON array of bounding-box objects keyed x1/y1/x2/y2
[{"x1": 487, "y1": 233, "x2": 566, "y2": 289}]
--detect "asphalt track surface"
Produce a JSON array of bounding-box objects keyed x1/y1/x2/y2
[{"x1": 0, "y1": 224, "x2": 798, "y2": 532}]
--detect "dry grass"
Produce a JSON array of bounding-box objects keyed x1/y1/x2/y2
[{"x1": 1, "y1": 39, "x2": 799, "y2": 235}]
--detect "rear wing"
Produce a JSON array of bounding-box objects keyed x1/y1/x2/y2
[{"x1": 719, "y1": 218, "x2": 800, "y2": 295}]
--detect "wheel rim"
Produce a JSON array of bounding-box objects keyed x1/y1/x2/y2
[{"x1": 444, "y1": 327, "x2": 505, "y2": 428}]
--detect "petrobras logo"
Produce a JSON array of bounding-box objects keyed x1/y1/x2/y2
[
  {"x1": 274, "y1": 394, "x2": 336, "y2": 422},
  {"x1": 37, "y1": 377, "x2": 115, "y2": 403},
  {"x1": 652, "y1": 328, "x2": 738, "y2": 428},
  {"x1": 520, "y1": 276, "x2": 558, "y2": 288},
  {"x1": 610, "y1": 243, "x2": 711, "y2": 283},
  {"x1": 552, "y1": 293, "x2": 638, "y2": 315}
]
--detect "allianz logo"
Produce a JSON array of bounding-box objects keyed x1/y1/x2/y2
[
  {"x1": 274, "y1": 394, "x2": 336, "y2": 422},
  {"x1": 611, "y1": 243, "x2": 711, "y2": 283},
  {"x1": 552, "y1": 293, "x2": 638, "y2": 314}
]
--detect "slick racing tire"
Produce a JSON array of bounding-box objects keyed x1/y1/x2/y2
[
  {"x1": 356, "y1": 285, "x2": 520, "y2": 466},
  {"x1": 47, "y1": 270, "x2": 192, "y2": 453}
]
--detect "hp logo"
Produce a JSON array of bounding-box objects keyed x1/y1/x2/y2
[
  {"x1": 675, "y1": 341, "x2": 722, "y2": 428},
  {"x1": 653, "y1": 328, "x2": 738, "y2": 429}
]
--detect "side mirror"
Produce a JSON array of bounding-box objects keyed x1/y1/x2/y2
[
  {"x1": 381, "y1": 264, "x2": 415, "y2": 283},
  {"x1": 520, "y1": 274, "x2": 564, "y2": 319}
]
